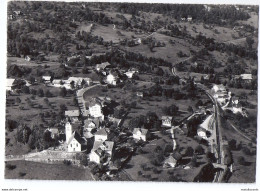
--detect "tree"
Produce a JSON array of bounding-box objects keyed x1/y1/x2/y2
[
  {"x1": 228, "y1": 139, "x2": 237, "y2": 150},
  {"x1": 37, "y1": 88, "x2": 44, "y2": 97},
  {"x1": 59, "y1": 87, "x2": 67, "y2": 97},
  {"x1": 44, "y1": 90, "x2": 52, "y2": 97},
  {"x1": 195, "y1": 145, "x2": 204, "y2": 155},
  {"x1": 246, "y1": 36, "x2": 254, "y2": 49},
  {"x1": 237, "y1": 156, "x2": 246, "y2": 165},
  {"x1": 70, "y1": 81, "x2": 75, "y2": 89},
  {"x1": 187, "y1": 106, "x2": 193, "y2": 113},
  {"x1": 185, "y1": 146, "x2": 194, "y2": 157},
  {"x1": 16, "y1": 97, "x2": 21, "y2": 104}
]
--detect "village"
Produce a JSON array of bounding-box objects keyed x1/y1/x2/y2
[{"x1": 5, "y1": 1, "x2": 258, "y2": 183}]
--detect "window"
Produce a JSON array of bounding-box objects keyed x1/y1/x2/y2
[
  {"x1": 71, "y1": 144, "x2": 72, "y2": 147},
  {"x1": 76, "y1": 143, "x2": 78, "y2": 147}
]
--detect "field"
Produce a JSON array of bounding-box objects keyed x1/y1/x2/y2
[
  {"x1": 124, "y1": 130, "x2": 207, "y2": 182},
  {"x1": 5, "y1": 161, "x2": 94, "y2": 180}
]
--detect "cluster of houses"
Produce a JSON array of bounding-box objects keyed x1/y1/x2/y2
[
  {"x1": 232, "y1": 73, "x2": 253, "y2": 84},
  {"x1": 180, "y1": 15, "x2": 193, "y2": 22},
  {"x1": 95, "y1": 62, "x2": 138, "y2": 86},
  {"x1": 42, "y1": 76, "x2": 93, "y2": 89}
]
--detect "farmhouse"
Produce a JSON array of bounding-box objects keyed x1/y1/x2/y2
[
  {"x1": 94, "y1": 128, "x2": 108, "y2": 142},
  {"x1": 65, "y1": 110, "x2": 80, "y2": 122},
  {"x1": 24, "y1": 55, "x2": 32, "y2": 61},
  {"x1": 161, "y1": 116, "x2": 173, "y2": 127},
  {"x1": 96, "y1": 62, "x2": 111, "y2": 72},
  {"x1": 125, "y1": 71, "x2": 136, "y2": 79},
  {"x1": 212, "y1": 84, "x2": 226, "y2": 93},
  {"x1": 240, "y1": 74, "x2": 252, "y2": 83},
  {"x1": 6, "y1": 78, "x2": 15, "y2": 91},
  {"x1": 106, "y1": 71, "x2": 119, "y2": 85},
  {"x1": 163, "y1": 152, "x2": 182, "y2": 168},
  {"x1": 133, "y1": 128, "x2": 149, "y2": 141},
  {"x1": 136, "y1": 92, "x2": 144, "y2": 97},
  {"x1": 89, "y1": 140, "x2": 114, "y2": 164},
  {"x1": 88, "y1": 98, "x2": 103, "y2": 118},
  {"x1": 187, "y1": 15, "x2": 192, "y2": 22},
  {"x1": 42, "y1": 76, "x2": 51, "y2": 83}
]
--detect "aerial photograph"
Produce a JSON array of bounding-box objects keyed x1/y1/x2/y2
[{"x1": 5, "y1": 1, "x2": 258, "y2": 183}]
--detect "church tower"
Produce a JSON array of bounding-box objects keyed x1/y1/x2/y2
[{"x1": 65, "y1": 122, "x2": 72, "y2": 143}]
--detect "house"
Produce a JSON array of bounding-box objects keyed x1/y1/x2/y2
[
  {"x1": 133, "y1": 128, "x2": 149, "y2": 141},
  {"x1": 96, "y1": 62, "x2": 111, "y2": 72},
  {"x1": 124, "y1": 71, "x2": 136, "y2": 79},
  {"x1": 197, "y1": 114, "x2": 213, "y2": 140},
  {"x1": 161, "y1": 116, "x2": 173, "y2": 127},
  {"x1": 13, "y1": 11, "x2": 21, "y2": 15},
  {"x1": 6, "y1": 79, "x2": 15, "y2": 91},
  {"x1": 106, "y1": 71, "x2": 119, "y2": 85},
  {"x1": 45, "y1": 128, "x2": 59, "y2": 139},
  {"x1": 83, "y1": 118, "x2": 100, "y2": 132},
  {"x1": 25, "y1": 55, "x2": 32, "y2": 61},
  {"x1": 89, "y1": 140, "x2": 114, "y2": 164},
  {"x1": 212, "y1": 84, "x2": 226, "y2": 93},
  {"x1": 65, "y1": 110, "x2": 80, "y2": 122},
  {"x1": 181, "y1": 17, "x2": 186, "y2": 21},
  {"x1": 67, "y1": 131, "x2": 82, "y2": 152},
  {"x1": 88, "y1": 98, "x2": 103, "y2": 118},
  {"x1": 94, "y1": 128, "x2": 108, "y2": 142},
  {"x1": 136, "y1": 92, "x2": 144, "y2": 98},
  {"x1": 187, "y1": 15, "x2": 192, "y2": 22},
  {"x1": 42, "y1": 76, "x2": 52, "y2": 83},
  {"x1": 163, "y1": 152, "x2": 182, "y2": 168},
  {"x1": 67, "y1": 77, "x2": 92, "y2": 87},
  {"x1": 240, "y1": 74, "x2": 252, "y2": 83}
]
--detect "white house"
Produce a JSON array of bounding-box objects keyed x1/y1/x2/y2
[
  {"x1": 42, "y1": 76, "x2": 51, "y2": 84},
  {"x1": 212, "y1": 84, "x2": 226, "y2": 93},
  {"x1": 106, "y1": 72, "x2": 119, "y2": 85},
  {"x1": 125, "y1": 71, "x2": 136, "y2": 79},
  {"x1": 133, "y1": 128, "x2": 148, "y2": 141},
  {"x1": 240, "y1": 74, "x2": 252, "y2": 83},
  {"x1": 94, "y1": 128, "x2": 108, "y2": 142},
  {"x1": 88, "y1": 98, "x2": 103, "y2": 118},
  {"x1": 89, "y1": 140, "x2": 114, "y2": 164},
  {"x1": 6, "y1": 79, "x2": 15, "y2": 91},
  {"x1": 136, "y1": 92, "x2": 144, "y2": 97},
  {"x1": 25, "y1": 55, "x2": 32, "y2": 61},
  {"x1": 161, "y1": 116, "x2": 173, "y2": 127},
  {"x1": 187, "y1": 15, "x2": 192, "y2": 22},
  {"x1": 67, "y1": 131, "x2": 82, "y2": 152}
]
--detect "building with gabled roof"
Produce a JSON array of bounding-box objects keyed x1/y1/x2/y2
[
  {"x1": 42, "y1": 76, "x2": 52, "y2": 83},
  {"x1": 161, "y1": 116, "x2": 173, "y2": 127},
  {"x1": 163, "y1": 151, "x2": 182, "y2": 168},
  {"x1": 96, "y1": 62, "x2": 111, "y2": 72},
  {"x1": 67, "y1": 131, "x2": 83, "y2": 152},
  {"x1": 89, "y1": 140, "x2": 114, "y2": 164},
  {"x1": 6, "y1": 79, "x2": 15, "y2": 91},
  {"x1": 65, "y1": 110, "x2": 80, "y2": 122},
  {"x1": 133, "y1": 128, "x2": 149, "y2": 141},
  {"x1": 94, "y1": 128, "x2": 108, "y2": 142}
]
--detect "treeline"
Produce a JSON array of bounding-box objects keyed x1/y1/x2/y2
[{"x1": 114, "y1": 3, "x2": 250, "y2": 25}]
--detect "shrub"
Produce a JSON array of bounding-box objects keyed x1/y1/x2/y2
[
  {"x1": 6, "y1": 164, "x2": 16, "y2": 170},
  {"x1": 195, "y1": 145, "x2": 204, "y2": 155},
  {"x1": 237, "y1": 156, "x2": 246, "y2": 165}
]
